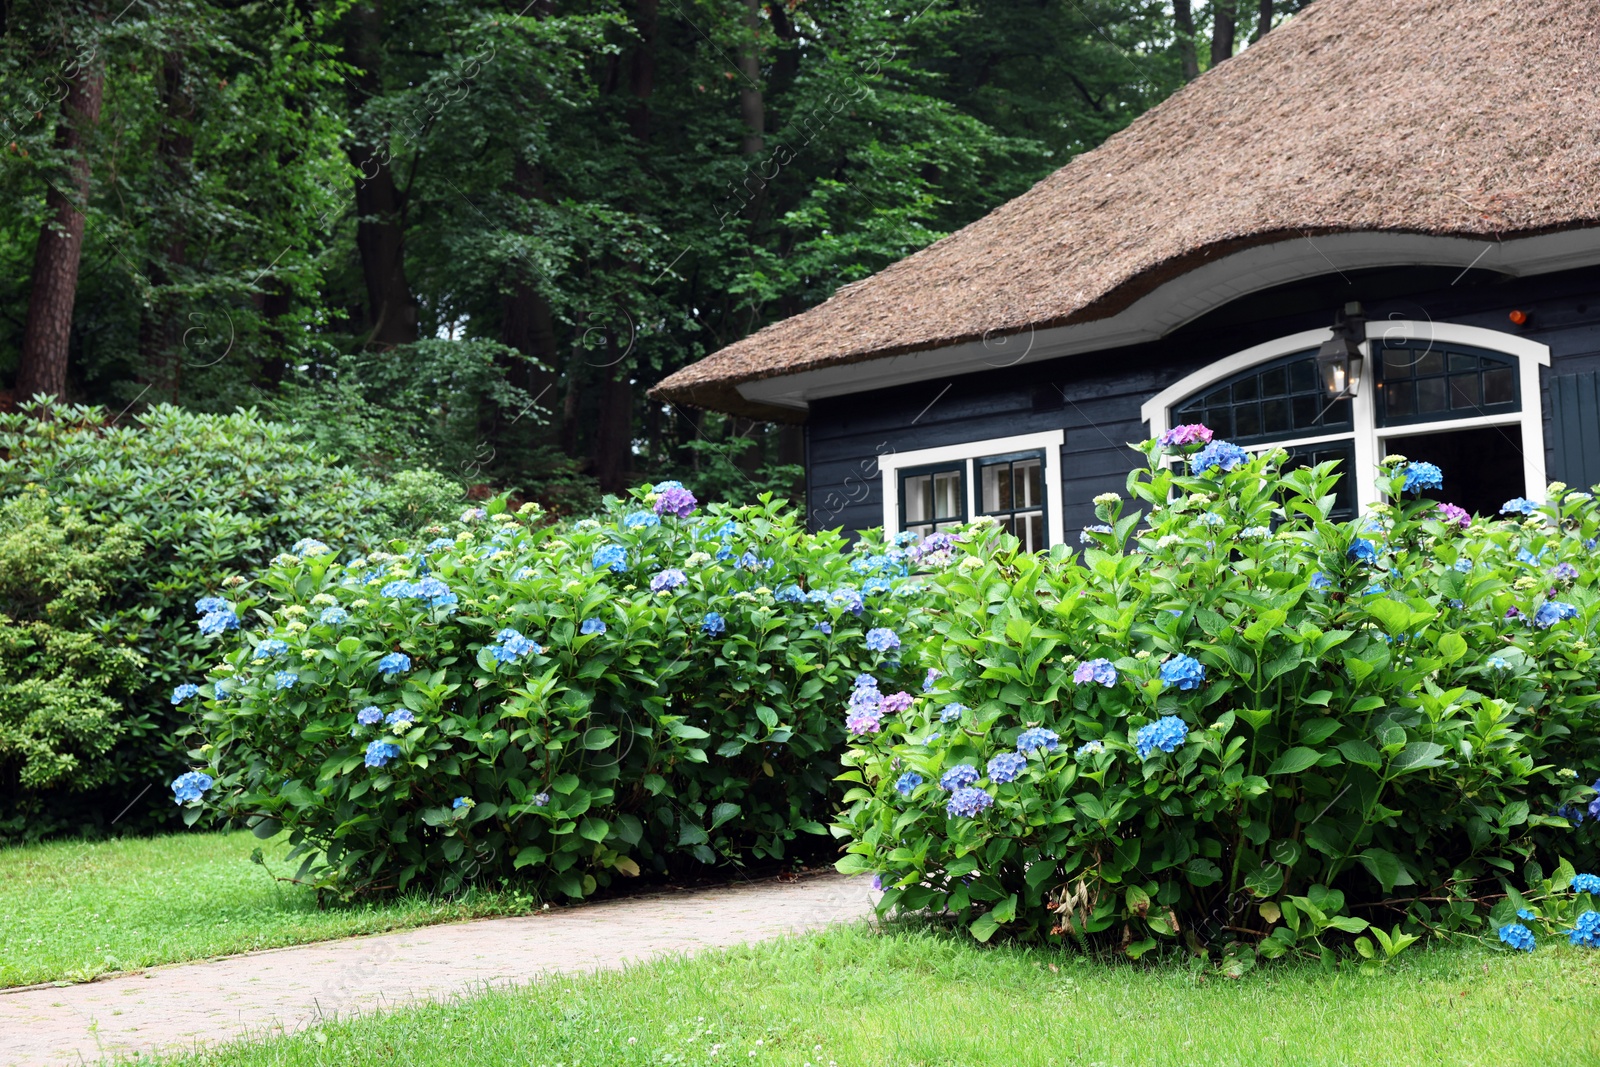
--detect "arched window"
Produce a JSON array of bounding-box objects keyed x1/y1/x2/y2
[{"x1": 1143, "y1": 322, "x2": 1550, "y2": 517}]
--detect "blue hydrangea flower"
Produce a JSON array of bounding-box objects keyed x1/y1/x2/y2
[
  {"x1": 1572, "y1": 873, "x2": 1600, "y2": 895},
  {"x1": 592, "y1": 545, "x2": 628, "y2": 572},
  {"x1": 1197, "y1": 512, "x2": 1225, "y2": 527},
  {"x1": 580, "y1": 617, "x2": 606, "y2": 635},
  {"x1": 377, "y1": 652, "x2": 412, "y2": 675},
  {"x1": 939, "y1": 703, "x2": 967, "y2": 723},
  {"x1": 452, "y1": 796, "x2": 472, "y2": 809},
  {"x1": 254, "y1": 639, "x2": 288, "y2": 660},
  {"x1": 828, "y1": 588, "x2": 864, "y2": 615},
  {"x1": 894, "y1": 771, "x2": 923, "y2": 797},
  {"x1": 1552, "y1": 562, "x2": 1579, "y2": 581},
  {"x1": 424, "y1": 537, "x2": 456, "y2": 552},
  {"x1": 196, "y1": 596, "x2": 229, "y2": 615},
  {"x1": 1159, "y1": 654, "x2": 1206, "y2": 691},
  {"x1": 199, "y1": 608, "x2": 240, "y2": 635},
  {"x1": 854, "y1": 673, "x2": 879, "y2": 689},
  {"x1": 1498, "y1": 922, "x2": 1536, "y2": 952},
  {"x1": 715, "y1": 544, "x2": 734, "y2": 562},
  {"x1": 385, "y1": 708, "x2": 414, "y2": 727},
  {"x1": 939, "y1": 764, "x2": 980, "y2": 791},
  {"x1": 292, "y1": 538, "x2": 332, "y2": 557},
  {"x1": 650, "y1": 568, "x2": 688, "y2": 593},
  {"x1": 1310, "y1": 572, "x2": 1333, "y2": 591},
  {"x1": 946, "y1": 786, "x2": 994, "y2": 818},
  {"x1": 213, "y1": 684, "x2": 229, "y2": 701},
  {"x1": 775, "y1": 585, "x2": 805, "y2": 603},
  {"x1": 273, "y1": 671, "x2": 298, "y2": 690},
  {"x1": 531, "y1": 792, "x2": 551, "y2": 807},
  {"x1": 320, "y1": 607, "x2": 349, "y2": 626},
  {"x1": 1190, "y1": 440, "x2": 1248, "y2": 475},
  {"x1": 864, "y1": 628, "x2": 901, "y2": 652},
  {"x1": 1533, "y1": 601, "x2": 1578, "y2": 629},
  {"x1": 623, "y1": 511, "x2": 661, "y2": 528},
  {"x1": 1400, "y1": 461, "x2": 1443, "y2": 493},
  {"x1": 1016, "y1": 727, "x2": 1060, "y2": 754},
  {"x1": 652, "y1": 479, "x2": 685, "y2": 492},
  {"x1": 923, "y1": 668, "x2": 943, "y2": 692},
  {"x1": 701, "y1": 612, "x2": 726, "y2": 636},
  {"x1": 491, "y1": 629, "x2": 541, "y2": 661},
  {"x1": 356, "y1": 706, "x2": 383, "y2": 725},
  {"x1": 815, "y1": 622, "x2": 832, "y2": 634},
  {"x1": 1517, "y1": 908, "x2": 1538, "y2": 921},
  {"x1": 1570, "y1": 910, "x2": 1600, "y2": 948},
  {"x1": 1347, "y1": 538, "x2": 1378, "y2": 563},
  {"x1": 170, "y1": 770, "x2": 213, "y2": 804},
  {"x1": 1080, "y1": 524, "x2": 1113, "y2": 544},
  {"x1": 805, "y1": 589, "x2": 830, "y2": 604},
  {"x1": 1453, "y1": 558, "x2": 1473, "y2": 573},
  {"x1": 1072, "y1": 658, "x2": 1117, "y2": 686},
  {"x1": 987, "y1": 752, "x2": 1028, "y2": 784},
  {"x1": 170, "y1": 683, "x2": 199, "y2": 704},
  {"x1": 1488, "y1": 656, "x2": 1511, "y2": 672},
  {"x1": 1135, "y1": 715, "x2": 1189, "y2": 758},
  {"x1": 1075, "y1": 740, "x2": 1105, "y2": 759},
  {"x1": 863, "y1": 576, "x2": 891, "y2": 596},
  {"x1": 1501, "y1": 497, "x2": 1540, "y2": 516},
  {"x1": 365, "y1": 740, "x2": 400, "y2": 768},
  {"x1": 381, "y1": 579, "x2": 416, "y2": 598}
]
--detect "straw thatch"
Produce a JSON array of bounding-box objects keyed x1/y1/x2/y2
[{"x1": 652, "y1": 0, "x2": 1600, "y2": 420}]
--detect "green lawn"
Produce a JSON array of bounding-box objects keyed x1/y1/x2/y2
[
  {"x1": 158, "y1": 923, "x2": 1600, "y2": 1067},
  {"x1": 0, "y1": 830, "x2": 535, "y2": 987}
]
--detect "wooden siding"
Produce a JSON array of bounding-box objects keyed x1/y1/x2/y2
[{"x1": 806, "y1": 264, "x2": 1600, "y2": 539}]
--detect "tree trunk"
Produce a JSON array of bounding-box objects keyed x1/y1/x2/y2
[
  {"x1": 1210, "y1": 0, "x2": 1237, "y2": 67},
  {"x1": 17, "y1": 40, "x2": 104, "y2": 401},
  {"x1": 345, "y1": 2, "x2": 416, "y2": 348},
  {"x1": 139, "y1": 50, "x2": 195, "y2": 401},
  {"x1": 1172, "y1": 0, "x2": 1200, "y2": 82},
  {"x1": 1251, "y1": 0, "x2": 1275, "y2": 43},
  {"x1": 592, "y1": 362, "x2": 633, "y2": 492},
  {"x1": 738, "y1": 0, "x2": 764, "y2": 156}
]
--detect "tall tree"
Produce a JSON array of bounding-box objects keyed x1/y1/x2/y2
[
  {"x1": 1173, "y1": 0, "x2": 1200, "y2": 81},
  {"x1": 16, "y1": 15, "x2": 102, "y2": 400},
  {"x1": 1210, "y1": 0, "x2": 1237, "y2": 67}
]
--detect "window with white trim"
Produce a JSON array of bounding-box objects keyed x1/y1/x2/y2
[
  {"x1": 1143, "y1": 322, "x2": 1550, "y2": 517},
  {"x1": 880, "y1": 430, "x2": 1064, "y2": 550}
]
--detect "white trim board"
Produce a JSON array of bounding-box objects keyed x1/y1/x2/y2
[
  {"x1": 735, "y1": 228, "x2": 1598, "y2": 412},
  {"x1": 878, "y1": 429, "x2": 1066, "y2": 548}
]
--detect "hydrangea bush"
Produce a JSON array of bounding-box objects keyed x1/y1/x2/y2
[
  {"x1": 176, "y1": 487, "x2": 932, "y2": 900},
  {"x1": 836, "y1": 437, "x2": 1600, "y2": 957}
]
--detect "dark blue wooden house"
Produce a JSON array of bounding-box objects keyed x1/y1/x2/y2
[{"x1": 653, "y1": 0, "x2": 1600, "y2": 545}]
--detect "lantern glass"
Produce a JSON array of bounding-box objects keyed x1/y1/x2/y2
[{"x1": 1317, "y1": 337, "x2": 1363, "y2": 398}]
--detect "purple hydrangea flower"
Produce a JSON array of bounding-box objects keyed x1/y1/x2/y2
[
  {"x1": 1072, "y1": 658, "x2": 1117, "y2": 687},
  {"x1": 650, "y1": 568, "x2": 688, "y2": 593},
  {"x1": 653, "y1": 485, "x2": 698, "y2": 518},
  {"x1": 846, "y1": 705, "x2": 884, "y2": 735},
  {"x1": 1436, "y1": 502, "x2": 1471, "y2": 528},
  {"x1": 939, "y1": 764, "x2": 980, "y2": 791},
  {"x1": 1159, "y1": 423, "x2": 1214, "y2": 447},
  {"x1": 923, "y1": 668, "x2": 943, "y2": 692},
  {"x1": 1552, "y1": 562, "x2": 1579, "y2": 581}
]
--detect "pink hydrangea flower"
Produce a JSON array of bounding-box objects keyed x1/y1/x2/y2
[
  {"x1": 1159, "y1": 424, "x2": 1214, "y2": 447},
  {"x1": 882, "y1": 691, "x2": 913, "y2": 714},
  {"x1": 1436, "y1": 502, "x2": 1471, "y2": 528}
]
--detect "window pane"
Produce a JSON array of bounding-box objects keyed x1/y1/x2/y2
[
  {"x1": 904, "y1": 475, "x2": 931, "y2": 523},
  {"x1": 1449, "y1": 374, "x2": 1480, "y2": 409},
  {"x1": 1484, "y1": 367, "x2": 1515, "y2": 405},
  {"x1": 1235, "y1": 404, "x2": 1261, "y2": 437},
  {"x1": 1260, "y1": 366, "x2": 1288, "y2": 398},
  {"x1": 1232, "y1": 376, "x2": 1259, "y2": 403},
  {"x1": 1014, "y1": 458, "x2": 1041, "y2": 507},
  {"x1": 1289, "y1": 359, "x2": 1316, "y2": 392},
  {"x1": 1386, "y1": 380, "x2": 1415, "y2": 418},
  {"x1": 1021, "y1": 512, "x2": 1044, "y2": 552},
  {"x1": 934, "y1": 471, "x2": 962, "y2": 520},
  {"x1": 1261, "y1": 398, "x2": 1291, "y2": 435},
  {"x1": 1448, "y1": 351, "x2": 1476, "y2": 373},
  {"x1": 1416, "y1": 348, "x2": 1445, "y2": 376},
  {"x1": 1417, "y1": 378, "x2": 1448, "y2": 414},
  {"x1": 1383, "y1": 348, "x2": 1414, "y2": 377}
]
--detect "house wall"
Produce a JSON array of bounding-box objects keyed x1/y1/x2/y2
[{"x1": 804, "y1": 264, "x2": 1600, "y2": 540}]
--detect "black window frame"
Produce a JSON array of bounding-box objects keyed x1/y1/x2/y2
[
  {"x1": 975, "y1": 448, "x2": 1049, "y2": 550},
  {"x1": 898, "y1": 461, "x2": 967, "y2": 538},
  {"x1": 1172, "y1": 349, "x2": 1353, "y2": 446},
  {"x1": 1373, "y1": 340, "x2": 1520, "y2": 427}
]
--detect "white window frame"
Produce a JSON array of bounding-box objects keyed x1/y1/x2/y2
[
  {"x1": 879, "y1": 429, "x2": 1066, "y2": 547},
  {"x1": 1142, "y1": 322, "x2": 1550, "y2": 512}
]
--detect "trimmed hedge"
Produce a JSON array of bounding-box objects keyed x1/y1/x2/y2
[
  {"x1": 837, "y1": 439, "x2": 1600, "y2": 956},
  {"x1": 179, "y1": 488, "x2": 934, "y2": 900}
]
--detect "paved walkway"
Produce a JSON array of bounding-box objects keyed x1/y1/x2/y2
[{"x1": 0, "y1": 872, "x2": 876, "y2": 1067}]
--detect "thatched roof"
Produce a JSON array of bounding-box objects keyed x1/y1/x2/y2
[{"x1": 652, "y1": 0, "x2": 1600, "y2": 420}]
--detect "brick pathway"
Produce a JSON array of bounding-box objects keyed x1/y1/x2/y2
[{"x1": 0, "y1": 872, "x2": 875, "y2": 1067}]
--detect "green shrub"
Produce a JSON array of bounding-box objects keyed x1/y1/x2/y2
[
  {"x1": 0, "y1": 399, "x2": 465, "y2": 835},
  {"x1": 0, "y1": 490, "x2": 147, "y2": 837},
  {"x1": 179, "y1": 488, "x2": 932, "y2": 900},
  {"x1": 836, "y1": 440, "x2": 1600, "y2": 958}
]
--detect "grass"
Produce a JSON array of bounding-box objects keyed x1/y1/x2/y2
[
  {"x1": 0, "y1": 830, "x2": 537, "y2": 987},
  {"x1": 158, "y1": 922, "x2": 1600, "y2": 1067}
]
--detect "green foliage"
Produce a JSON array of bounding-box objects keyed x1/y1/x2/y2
[
  {"x1": 184, "y1": 489, "x2": 929, "y2": 900},
  {"x1": 0, "y1": 399, "x2": 464, "y2": 835},
  {"x1": 837, "y1": 443, "x2": 1600, "y2": 959},
  {"x1": 0, "y1": 491, "x2": 145, "y2": 835}
]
